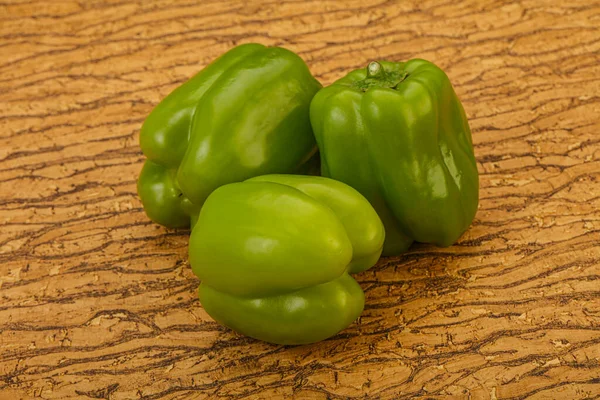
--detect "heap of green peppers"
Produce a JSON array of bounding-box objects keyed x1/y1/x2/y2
[{"x1": 138, "y1": 44, "x2": 479, "y2": 345}]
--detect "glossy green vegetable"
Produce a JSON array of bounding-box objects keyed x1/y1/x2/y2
[
  {"x1": 310, "y1": 59, "x2": 479, "y2": 256},
  {"x1": 138, "y1": 43, "x2": 321, "y2": 228},
  {"x1": 189, "y1": 175, "x2": 385, "y2": 345}
]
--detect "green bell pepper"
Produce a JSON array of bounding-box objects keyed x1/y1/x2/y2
[
  {"x1": 138, "y1": 43, "x2": 321, "y2": 228},
  {"x1": 189, "y1": 175, "x2": 385, "y2": 345},
  {"x1": 310, "y1": 59, "x2": 479, "y2": 256}
]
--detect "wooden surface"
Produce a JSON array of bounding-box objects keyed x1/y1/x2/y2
[{"x1": 1, "y1": 0, "x2": 599, "y2": 399}]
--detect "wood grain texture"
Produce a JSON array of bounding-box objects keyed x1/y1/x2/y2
[{"x1": 1, "y1": 0, "x2": 599, "y2": 398}]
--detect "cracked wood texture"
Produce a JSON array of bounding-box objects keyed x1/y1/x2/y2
[{"x1": 1, "y1": 0, "x2": 599, "y2": 399}]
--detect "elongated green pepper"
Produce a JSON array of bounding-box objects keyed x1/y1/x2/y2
[
  {"x1": 138, "y1": 43, "x2": 321, "y2": 228},
  {"x1": 189, "y1": 175, "x2": 385, "y2": 345},
  {"x1": 310, "y1": 59, "x2": 479, "y2": 255}
]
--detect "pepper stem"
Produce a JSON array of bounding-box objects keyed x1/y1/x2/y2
[
  {"x1": 350, "y1": 61, "x2": 407, "y2": 92},
  {"x1": 367, "y1": 61, "x2": 382, "y2": 77}
]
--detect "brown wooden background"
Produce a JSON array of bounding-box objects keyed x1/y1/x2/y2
[{"x1": 1, "y1": 0, "x2": 599, "y2": 399}]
